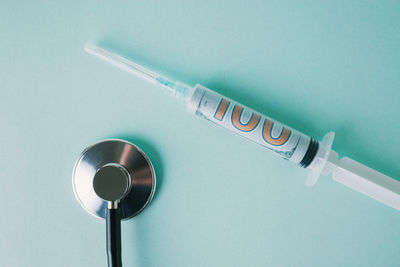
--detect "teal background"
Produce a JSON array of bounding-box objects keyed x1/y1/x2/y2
[{"x1": 1, "y1": 1, "x2": 400, "y2": 266}]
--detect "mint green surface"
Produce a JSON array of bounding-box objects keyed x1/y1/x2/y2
[{"x1": 1, "y1": 1, "x2": 400, "y2": 266}]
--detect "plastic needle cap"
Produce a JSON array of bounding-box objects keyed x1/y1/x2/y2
[{"x1": 84, "y1": 43, "x2": 194, "y2": 102}]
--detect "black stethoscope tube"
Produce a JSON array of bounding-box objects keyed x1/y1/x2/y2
[{"x1": 106, "y1": 208, "x2": 122, "y2": 267}]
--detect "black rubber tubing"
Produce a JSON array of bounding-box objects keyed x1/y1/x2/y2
[{"x1": 106, "y1": 208, "x2": 122, "y2": 267}]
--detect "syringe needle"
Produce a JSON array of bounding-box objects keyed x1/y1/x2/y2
[
  {"x1": 325, "y1": 151, "x2": 400, "y2": 210},
  {"x1": 84, "y1": 43, "x2": 194, "y2": 102},
  {"x1": 84, "y1": 43, "x2": 173, "y2": 86}
]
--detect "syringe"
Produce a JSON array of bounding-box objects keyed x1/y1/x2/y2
[{"x1": 84, "y1": 43, "x2": 400, "y2": 211}]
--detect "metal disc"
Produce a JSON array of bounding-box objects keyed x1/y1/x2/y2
[{"x1": 72, "y1": 139, "x2": 156, "y2": 220}]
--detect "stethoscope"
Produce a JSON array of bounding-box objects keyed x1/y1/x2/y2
[{"x1": 72, "y1": 139, "x2": 156, "y2": 267}]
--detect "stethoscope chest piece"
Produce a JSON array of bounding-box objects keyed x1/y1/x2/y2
[{"x1": 72, "y1": 139, "x2": 156, "y2": 220}]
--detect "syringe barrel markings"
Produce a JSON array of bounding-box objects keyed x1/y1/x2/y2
[{"x1": 188, "y1": 84, "x2": 319, "y2": 167}]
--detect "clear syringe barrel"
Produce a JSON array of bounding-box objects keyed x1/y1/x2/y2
[
  {"x1": 83, "y1": 43, "x2": 322, "y2": 169},
  {"x1": 187, "y1": 84, "x2": 318, "y2": 166}
]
